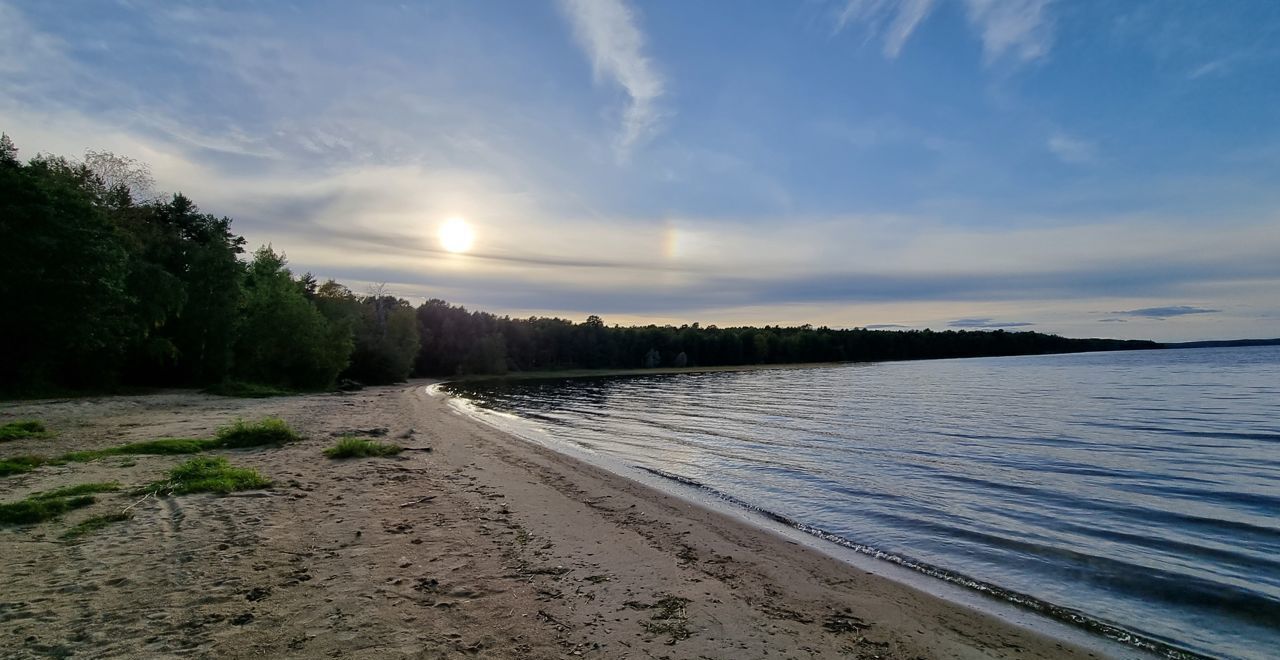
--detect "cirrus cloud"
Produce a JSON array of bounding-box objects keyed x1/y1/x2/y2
[{"x1": 557, "y1": 0, "x2": 665, "y2": 157}]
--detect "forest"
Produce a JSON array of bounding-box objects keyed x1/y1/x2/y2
[{"x1": 0, "y1": 135, "x2": 1157, "y2": 395}]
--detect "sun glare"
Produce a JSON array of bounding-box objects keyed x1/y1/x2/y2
[{"x1": 439, "y1": 217, "x2": 475, "y2": 254}]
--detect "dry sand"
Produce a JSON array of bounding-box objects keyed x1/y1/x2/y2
[{"x1": 0, "y1": 382, "x2": 1115, "y2": 659}]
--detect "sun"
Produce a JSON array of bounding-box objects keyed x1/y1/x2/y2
[{"x1": 438, "y1": 217, "x2": 475, "y2": 254}]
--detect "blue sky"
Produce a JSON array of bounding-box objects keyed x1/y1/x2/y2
[{"x1": 2, "y1": 0, "x2": 1278, "y2": 340}]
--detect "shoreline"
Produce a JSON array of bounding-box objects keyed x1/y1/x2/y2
[
  {"x1": 442, "y1": 383, "x2": 1176, "y2": 659},
  {"x1": 1, "y1": 383, "x2": 1131, "y2": 658}
]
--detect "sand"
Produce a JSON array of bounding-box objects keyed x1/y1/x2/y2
[{"x1": 0, "y1": 382, "x2": 1112, "y2": 659}]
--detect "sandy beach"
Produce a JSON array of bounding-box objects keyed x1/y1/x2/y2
[{"x1": 0, "y1": 382, "x2": 1110, "y2": 659}]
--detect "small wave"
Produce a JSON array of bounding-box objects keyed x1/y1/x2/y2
[{"x1": 635, "y1": 466, "x2": 1209, "y2": 660}]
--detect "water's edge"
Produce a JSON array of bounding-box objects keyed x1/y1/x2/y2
[{"x1": 431, "y1": 382, "x2": 1202, "y2": 660}]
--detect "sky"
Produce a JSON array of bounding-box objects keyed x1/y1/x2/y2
[{"x1": 2, "y1": 0, "x2": 1279, "y2": 342}]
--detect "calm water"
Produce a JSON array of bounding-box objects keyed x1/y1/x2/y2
[{"x1": 446, "y1": 347, "x2": 1280, "y2": 659}]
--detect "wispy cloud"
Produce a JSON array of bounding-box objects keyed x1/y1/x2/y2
[
  {"x1": 962, "y1": 0, "x2": 1054, "y2": 64},
  {"x1": 1047, "y1": 132, "x2": 1096, "y2": 164},
  {"x1": 1112, "y1": 305, "x2": 1220, "y2": 319},
  {"x1": 834, "y1": 0, "x2": 1054, "y2": 65},
  {"x1": 948, "y1": 318, "x2": 1035, "y2": 328},
  {"x1": 865, "y1": 323, "x2": 912, "y2": 329},
  {"x1": 1097, "y1": 318, "x2": 1128, "y2": 323},
  {"x1": 835, "y1": 0, "x2": 936, "y2": 59},
  {"x1": 558, "y1": 0, "x2": 665, "y2": 157}
]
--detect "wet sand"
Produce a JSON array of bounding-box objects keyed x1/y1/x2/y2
[{"x1": 0, "y1": 382, "x2": 1113, "y2": 659}]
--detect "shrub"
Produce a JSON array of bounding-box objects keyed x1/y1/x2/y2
[
  {"x1": 0, "y1": 420, "x2": 52, "y2": 442},
  {"x1": 324, "y1": 437, "x2": 403, "y2": 459}
]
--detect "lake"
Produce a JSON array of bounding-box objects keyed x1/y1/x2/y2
[{"x1": 445, "y1": 346, "x2": 1280, "y2": 659}]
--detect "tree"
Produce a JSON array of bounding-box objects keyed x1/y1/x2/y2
[
  {"x1": 0, "y1": 133, "x2": 17, "y2": 166},
  {"x1": 0, "y1": 151, "x2": 133, "y2": 389},
  {"x1": 233, "y1": 246, "x2": 350, "y2": 389},
  {"x1": 84, "y1": 150, "x2": 155, "y2": 206},
  {"x1": 316, "y1": 282, "x2": 420, "y2": 384}
]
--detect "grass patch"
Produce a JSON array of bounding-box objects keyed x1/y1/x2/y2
[
  {"x1": 61, "y1": 512, "x2": 132, "y2": 540},
  {"x1": 323, "y1": 437, "x2": 403, "y2": 459},
  {"x1": 0, "y1": 455, "x2": 46, "y2": 476},
  {"x1": 0, "y1": 494, "x2": 95, "y2": 525},
  {"x1": 0, "y1": 420, "x2": 53, "y2": 442},
  {"x1": 33, "y1": 482, "x2": 120, "y2": 500},
  {"x1": 61, "y1": 438, "x2": 211, "y2": 462},
  {"x1": 1, "y1": 418, "x2": 299, "y2": 477},
  {"x1": 147, "y1": 457, "x2": 271, "y2": 495},
  {"x1": 215, "y1": 418, "x2": 301, "y2": 448},
  {"x1": 204, "y1": 381, "x2": 295, "y2": 398},
  {"x1": 52, "y1": 418, "x2": 298, "y2": 464}
]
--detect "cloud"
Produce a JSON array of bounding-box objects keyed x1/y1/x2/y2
[
  {"x1": 1112, "y1": 305, "x2": 1220, "y2": 319},
  {"x1": 962, "y1": 0, "x2": 1054, "y2": 64},
  {"x1": 835, "y1": 0, "x2": 936, "y2": 59},
  {"x1": 1047, "y1": 132, "x2": 1096, "y2": 164},
  {"x1": 865, "y1": 323, "x2": 911, "y2": 329},
  {"x1": 947, "y1": 317, "x2": 1035, "y2": 328},
  {"x1": 1097, "y1": 318, "x2": 1128, "y2": 323},
  {"x1": 557, "y1": 0, "x2": 665, "y2": 156},
  {"x1": 835, "y1": 0, "x2": 1054, "y2": 65}
]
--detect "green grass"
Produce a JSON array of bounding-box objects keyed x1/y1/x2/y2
[
  {"x1": 61, "y1": 511, "x2": 132, "y2": 540},
  {"x1": 0, "y1": 419, "x2": 299, "y2": 478},
  {"x1": 60, "y1": 438, "x2": 212, "y2": 462},
  {"x1": 32, "y1": 482, "x2": 120, "y2": 500},
  {"x1": 147, "y1": 457, "x2": 271, "y2": 495},
  {"x1": 0, "y1": 494, "x2": 96, "y2": 525},
  {"x1": 0, "y1": 455, "x2": 46, "y2": 476},
  {"x1": 0, "y1": 420, "x2": 53, "y2": 442},
  {"x1": 324, "y1": 437, "x2": 403, "y2": 459},
  {"x1": 204, "y1": 381, "x2": 295, "y2": 398},
  {"x1": 214, "y1": 418, "x2": 301, "y2": 448}
]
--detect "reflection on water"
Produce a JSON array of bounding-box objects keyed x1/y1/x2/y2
[{"x1": 447, "y1": 347, "x2": 1280, "y2": 659}]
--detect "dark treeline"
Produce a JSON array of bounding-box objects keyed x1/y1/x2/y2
[
  {"x1": 414, "y1": 305, "x2": 1157, "y2": 376},
  {"x1": 1, "y1": 136, "x2": 1156, "y2": 394},
  {"x1": 1, "y1": 136, "x2": 417, "y2": 394}
]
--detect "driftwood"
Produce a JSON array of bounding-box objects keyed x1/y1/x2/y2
[
  {"x1": 122, "y1": 490, "x2": 159, "y2": 513},
  {"x1": 399, "y1": 495, "x2": 437, "y2": 508}
]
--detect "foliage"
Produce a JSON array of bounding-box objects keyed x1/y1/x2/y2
[
  {"x1": 324, "y1": 437, "x2": 404, "y2": 459},
  {"x1": 148, "y1": 456, "x2": 271, "y2": 495},
  {"x1": 214, "y1": 417, "x2": 301, "y2": 447},
  {"x1": 0, "y1": 420, "x2": 52, "y2": 441},
  {"x1": 62, "y1": 511, "x2": 133, "y2": 540},
  {"x1": 315, "y1": 281, "x2": 420, "y2": 385},
  {"x1": 233, "y1": 247, "x2": 351, "y2": 390},
  {"x1": 0, "y1": 494, "x2": 96, "y2": 525},
  {"x1": 0, "y1": 148, "x2": 134, "y2": 390},
  {"x1": 414, "y1": 302, "x2": 1159, "y2": 376}
]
